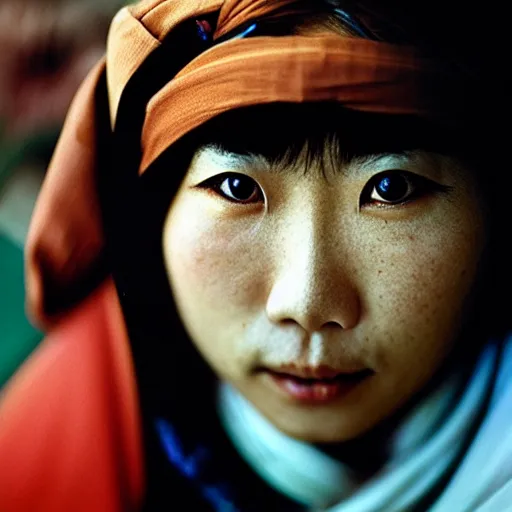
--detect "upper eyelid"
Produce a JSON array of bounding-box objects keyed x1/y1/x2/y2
[
  {"x1": 193, "y1": 169, "x2": 433, "y2": 196},
  {"x1": 195, "y1": 168, "x2": 438, "y2": 186},
  {"x1": 355, "y1": 153, "x2": 449, "y2": 184},
  {"x1": 193, "y1": 169, "x2": 450, "y2": 211},
  {"x1": 367, "y1": 169, "x2": 437, "y2": 184},
  {"x1": 367, "y1": 169, "x2": 435, "y2": 191},
  {"x1": 194, "y1": 171, "x2": 255, "y2": 188},
  {"x1": 362, "y1": 170, "x2": 452, "y2": 206},
  {"x1": 194, "y1": 172, "x2": 264, "y2": 203}
]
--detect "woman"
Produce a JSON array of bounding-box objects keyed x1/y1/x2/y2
[{"x1": 0, "y1": 1, "x2": 510, "y2": 510}]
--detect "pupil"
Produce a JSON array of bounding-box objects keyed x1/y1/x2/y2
[
  {"x1": 377, "y1": 174, "x2": 408, "y2": 201},
  {"x1": 229, "y1": 177, "x2": 255, "y2": 200}
]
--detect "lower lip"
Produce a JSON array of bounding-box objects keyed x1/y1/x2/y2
[{"x1": 265, "y1": 370, "x2": 372, "y2": 404}]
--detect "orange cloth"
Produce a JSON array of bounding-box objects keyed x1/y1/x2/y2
[{"x1": 140, "y1": 36, "x2": 448, "y2": 172}]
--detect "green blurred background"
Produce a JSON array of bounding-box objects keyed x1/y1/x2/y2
[
  {"x1": 0, "y1": 131, "x2": 57, "y2": 388},
  {"x1": 0, "y1": 0, "x2": 127, "y2": 389}
]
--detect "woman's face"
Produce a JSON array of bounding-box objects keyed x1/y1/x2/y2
[{"x1": 162, "y1": 140, "x2": 486, "y2": 443}]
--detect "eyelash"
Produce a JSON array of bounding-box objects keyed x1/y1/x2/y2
[
  {"x1": 195, "y1": 172, "x2": 263, "y2": 204},
  {"x1": 359, "y1": 170, "x2": 451, "y2": 208},
  {"x1": 196, "y1": 171, "x2": 450, "y2": 207}
]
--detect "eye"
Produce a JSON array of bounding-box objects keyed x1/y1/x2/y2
[
  {"x1": 196, "y1": 173, "x2": 263, "y2": 204},
  {"x1": 360, "y1": 170, "x2": 447, "y2": 207}
]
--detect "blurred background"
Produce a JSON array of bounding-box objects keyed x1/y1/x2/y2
[{"x1": 0, "y1": 0, "x2": 127, "y2": 388}]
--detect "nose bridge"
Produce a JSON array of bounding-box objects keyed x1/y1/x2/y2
[
  {"x1": 266, "y1": 194, "x2": 359, "y2": 332},
  {"x1": 285, "y1": 204, "x2": 329, "y2": 290},
  {"x1": 283, "y1": 181, "x2": 333, "y2": 261}
]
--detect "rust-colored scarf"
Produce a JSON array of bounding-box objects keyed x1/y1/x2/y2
[{"x1": 25, "y1": 0, "x2": 466, "y2": 329}]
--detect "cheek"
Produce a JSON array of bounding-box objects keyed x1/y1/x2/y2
[
  {"x1": 162, "y1": 197, "x2": 273, "y2": 379},
  {"x1": 162, "y1": 198, "x2": 268, "y2": 323},
  {"x1": 355, "y1": 207, "x2": 485, "y2": 375}
]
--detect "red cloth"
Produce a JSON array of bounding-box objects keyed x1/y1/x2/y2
[{"x1": 0, "y1": 280, "x2": 143, "y2": 511}]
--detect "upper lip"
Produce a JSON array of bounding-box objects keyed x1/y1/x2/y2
[{"x1": 268, "y1": 364, "x2": 369, "y2": 380}]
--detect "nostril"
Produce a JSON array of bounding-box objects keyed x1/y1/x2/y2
[
  {"x1": 277, "y1": 318, "x2": 343, "y2": 332},
  {"x1": 279, "y1": 318, "x2": 298, "y2": 326},
  {"x1": 323, "y1": 321, "x2": 343, "y2": 329}
]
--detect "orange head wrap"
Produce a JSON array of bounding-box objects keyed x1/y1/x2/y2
[{"x1": 24, "y1": 0, "x2": 478, "y2": 329}]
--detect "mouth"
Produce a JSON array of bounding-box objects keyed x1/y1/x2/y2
[{"x1": 262, "y1": 365, "x2": 374, "y2": 404}]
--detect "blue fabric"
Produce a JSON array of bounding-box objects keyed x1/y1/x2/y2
[{"x1": 155, "y1": 418, "x2": 241, "y2": 512}]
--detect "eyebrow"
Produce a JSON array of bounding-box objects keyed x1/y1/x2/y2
[
  {"x1": 204, "y1": 145, "x2": 415, "y2": 176},
  {"x1": 357, "y1": 152, "x2": 413, "y2": 170}
]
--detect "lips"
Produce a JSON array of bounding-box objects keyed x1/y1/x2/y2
[{"x1": 264, "y1": 366, "x2": 373, "y2": 403}]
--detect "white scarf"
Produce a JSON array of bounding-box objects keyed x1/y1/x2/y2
[{"x1": 218, "y1": 343, "x2": 498, "y2": 511}]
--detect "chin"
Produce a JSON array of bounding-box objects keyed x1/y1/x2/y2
[
  {"x1": 266, "y1": 410, "x2": 373, "y2": 444},
  {"x1": 274, "y1": 423, "x2": 361, "y2": 444},
  {"x1": 240, "y1": 382, "x2": 380, "y2": 444}
]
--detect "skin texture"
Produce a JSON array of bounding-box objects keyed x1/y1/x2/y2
[{"x1": 162, "y1": 142, "x2": 486, "y2": 443}]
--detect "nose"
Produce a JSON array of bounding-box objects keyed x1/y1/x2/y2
[{"x1": 265, "y1": 222, "x2": 361, "y2": 334}]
